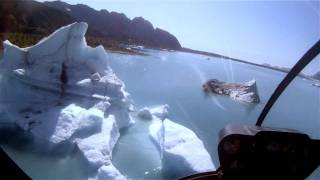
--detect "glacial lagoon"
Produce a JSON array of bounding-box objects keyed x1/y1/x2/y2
[{"x1": 0, "y1": 49, "x2": 319, "y2": 179}]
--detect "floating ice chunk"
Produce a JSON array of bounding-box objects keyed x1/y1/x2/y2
[
  {"x1": 0, "y1": 22, "x2": 133, "y2": 129},
  {"x1": 50, "y1": 104, "x2": 103, "y2": 144},
  {"x1": 230, "y1": 91, "x2": 257, "y2": 103},
  {"x1": 0, "y1": 22, "x2": 127, "y2": 100},
  {"x1": 76, "y1": 115, "x2": 119, "y2": 168},
  {"x1": 229, "y1": 80, "x2": 259, "y2": 103},
  {"x1": 150, "y1": 104, "x2": 169, "y2": 120},
  {"x1": 244, "y1": 79, "x2": 256, "y2": 86},
  {"x1": 137, "y1": 107, "x2": 153, "y2": 120},
  {"x1": 203, "y1": 79, "x2": 260, "y2": 103},
  {"x1": 0, "y1": 22, "x2": 133, "y2": 178},
  {"x1": 92, "y1": 164, "x2": 126, "y2": 180},
  {"x1": 13, "y1": 69, "x2": 25, "y2": 76},
  {"x1": 149, "y1": 106, "x2": 215, "y2": 178}
]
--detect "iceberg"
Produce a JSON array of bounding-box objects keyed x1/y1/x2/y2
[
  {"x1": 0, "y1": 22, "x2": 215, "y2": 180},
  {"x1": 148, "y1": 105, "x2": 215, "y2": 178},
  {"x1": 312, "y1": 83, "x2": 320, "y2": 87},
  {"x1": 202, "y1": 79, "x2": 260, "y2": 103},
  {"x1": 0, "y1": 22, "x2": 131, "y2": 179}
]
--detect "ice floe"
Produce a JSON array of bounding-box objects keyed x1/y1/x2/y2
[
  {"x1": 147, "y1": 105, "x2": 215, "y2": 178},
  {"x1": 76, "y1": 115, "x2": 119, "y2": 168}
]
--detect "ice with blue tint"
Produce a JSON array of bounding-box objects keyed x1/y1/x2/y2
[
  {"x1": 148, "y1": 105, "x2": 215, "y2": 178},
  {"x1": 0, "y1": 22, "x2": 132, "y2": 179},
  {"x1": 0, "y1": 22, "x2": 215, "y2": 180}
]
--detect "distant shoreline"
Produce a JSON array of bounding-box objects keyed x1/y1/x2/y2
[
  {"x1": 180, "y1": 47, "x2": 315, "y2": 81},
  {"x1": 0, "y1": 32, "x2": 145, "y2": 56},
  {"x1": 0, "y1": 38, "x2": 316, "y2": 81}
]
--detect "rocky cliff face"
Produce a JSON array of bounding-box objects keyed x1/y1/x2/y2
[
  {"x1": 44, "y1": 1, "x2": 182, "y2": 50},
  {"x1": 153, "y1": 28, "x2": 181, "y2": 50}
]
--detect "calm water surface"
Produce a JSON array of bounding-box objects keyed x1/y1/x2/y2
[{"x1": 0, "y1": 49, "x2": 319, "y2": 179}]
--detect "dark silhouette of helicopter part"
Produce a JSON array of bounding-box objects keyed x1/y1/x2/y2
[{"x1": 180, "y1": 40, "x2": 320, "y2": 180}]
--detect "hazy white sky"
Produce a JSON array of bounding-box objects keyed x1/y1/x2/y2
[{"x1": 40, "y1": 0, "x2": 320, "y2": 73}]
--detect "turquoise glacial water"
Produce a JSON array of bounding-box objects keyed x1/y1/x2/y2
[
  {"x1": 108, "y1": 49, "x2": 320, "y2": 179},
  {"x1": 0, "y1": 49, "x2": 319, "y2": 179}
]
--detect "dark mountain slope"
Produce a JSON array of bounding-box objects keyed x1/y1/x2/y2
[
  {"x1": 0, "y1": 0, "x2": 74, "y2": 34},
  {"x1": 0, "y1": 0, "x2": 181, "y2": 50},
  {"x1": 44, "y1": 1, "x2": 181, "y2": 49}
]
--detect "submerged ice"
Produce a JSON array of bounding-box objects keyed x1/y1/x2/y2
[{"x1": 0, "y1": 22, "x2": 215, "y2": 180}]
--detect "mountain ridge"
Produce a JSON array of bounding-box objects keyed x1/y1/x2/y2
[
  {"x1": 0, "y1": 0, "x2": 181, "y2": 50},
  {"x1": 0, "y1": 0, "x2": 74, "y2": 34},
  {"x1": 44, "y1": 0, "x2": 181, "y2": 50}
]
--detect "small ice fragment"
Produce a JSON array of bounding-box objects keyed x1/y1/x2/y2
[
  {"x1": 150, "y1": 104, "x2": 169, "y2": 120},
  {"x1": 13, "y1": 69, "x2": 25, "y2": 76},
  {"x1": 137, "y1": 107, "x2": 153, "y2": 120}
]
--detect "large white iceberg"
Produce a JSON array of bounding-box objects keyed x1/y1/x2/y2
[
  {"x1": 0, "y1": 22, "x2": 216, "y2": 180},
  {"x1": 0, "y1": 22, "x2": 131, "y2": 179},
  {"x1": 148, "y1": 105, "x2": 215, "y2": 178}
]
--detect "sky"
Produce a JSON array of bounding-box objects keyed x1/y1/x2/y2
[{"x1": 39, "y1": 0, "x2": 320, "y2": 73}]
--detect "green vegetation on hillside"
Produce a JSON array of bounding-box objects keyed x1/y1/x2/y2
[
  {"x1": 0, "y1": 0, "x2": 181, "y2": 51},
  {"x1": 0, "y1": 33, "x2": 144, "y2": 55},
  {"x1": 0, "y1": 33, "x2": 43, "y2": 49}
]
